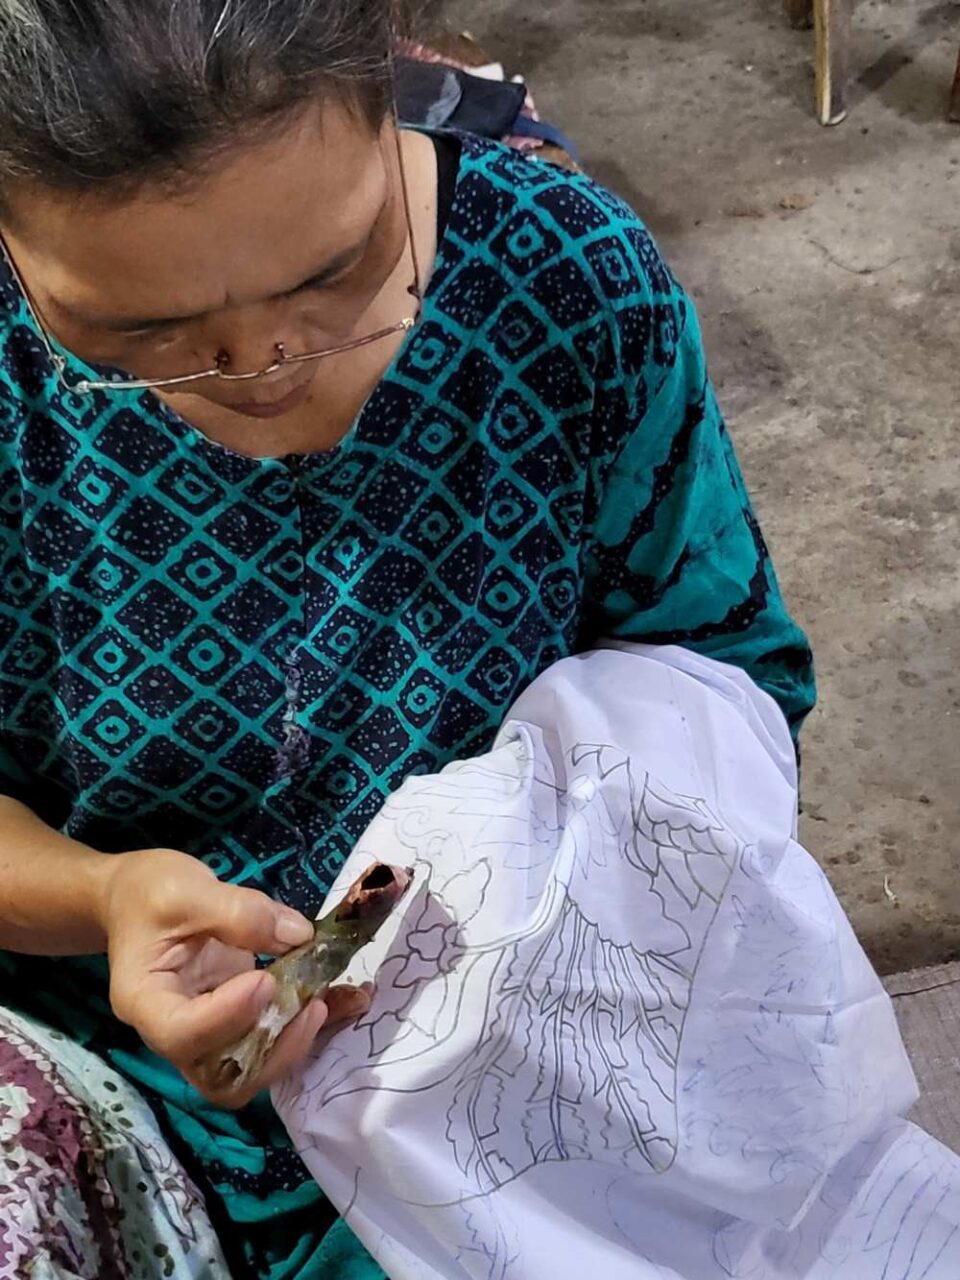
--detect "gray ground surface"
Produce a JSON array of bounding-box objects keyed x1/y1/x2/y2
[{"x1": 434, "y1": 0, "x2": 960, "y2": 971}]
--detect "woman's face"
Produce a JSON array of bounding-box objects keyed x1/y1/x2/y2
[{"x1": 3, "y1": 101, "x2": 407, "y2": 418}]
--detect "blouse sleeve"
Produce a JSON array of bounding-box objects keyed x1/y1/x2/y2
[{"x1": 580, "y1": 227, "x2": 815, "y2": 739}]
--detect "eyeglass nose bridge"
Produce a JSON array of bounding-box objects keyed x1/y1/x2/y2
[{"x1": 214, "y1": 343, "x2": 287, "y2": 383}]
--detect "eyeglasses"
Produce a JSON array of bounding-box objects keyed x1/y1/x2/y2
[{"x1": 0, "y1": 117, "x2": 423, "y2": 397}]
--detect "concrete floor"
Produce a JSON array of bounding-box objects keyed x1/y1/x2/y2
[{"x1": 436, "y1": 0, "x2": 960, "y2": 972}]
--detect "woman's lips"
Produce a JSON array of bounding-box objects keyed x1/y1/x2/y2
[{"x1": 230, "y1": 377, "x2": 313, "y2": 420}]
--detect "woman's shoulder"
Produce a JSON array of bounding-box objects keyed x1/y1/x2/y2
[
  {"x1": 449, "y1": 133, "x2": 680, "y2": 308},
  {"x1": 442, "y1": 134, "x2": 693, "y2": 409}
]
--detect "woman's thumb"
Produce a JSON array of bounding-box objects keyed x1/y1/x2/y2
[{"x1": 197, "y1": 879, "x2": 315, "y2": 955}]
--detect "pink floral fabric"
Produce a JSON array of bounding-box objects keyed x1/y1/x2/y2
[{"x1": 0, "y1": 1008, "x2": 231, "y2": 1279}]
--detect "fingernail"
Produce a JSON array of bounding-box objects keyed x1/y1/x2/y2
[
  {"x1": 252, "y1": 972, "x2": 275, "y2": 1009},
  {"x1": 275, "y1": 910, "x2": 313, "y2": 947}
]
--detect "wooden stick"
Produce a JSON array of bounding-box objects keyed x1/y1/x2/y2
[
  {"x1": 784, "y1": 0, "x2": 814, "y2": 30},
  {"x1": 949, "y1": 46, "x2": 960, "y2": 123},
  {"x1": 815, "y1": 0, "x2": 851, "y2": 126}
]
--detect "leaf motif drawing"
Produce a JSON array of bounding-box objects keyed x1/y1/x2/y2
[
  {"x1": 454, "y1": 1194, "x2": 521, "y2": 1280},
  {"x1": 571, "y1": 744, "x2": 632, "y2": 781},
  {"x1": 442, "y1": 758, "x2": 739, "y2": 1191},
  {"x1": 295, "y1": 743, "x2": 740, "y2": 1220}
]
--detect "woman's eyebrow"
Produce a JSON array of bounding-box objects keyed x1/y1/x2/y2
[{"x1": 51, "y1": 240, "x2": 368, "y2": 334}]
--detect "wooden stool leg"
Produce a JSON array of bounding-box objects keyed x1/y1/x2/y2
[
  {"x1": 784, "y1": 0, "x2": 814, "y2": 29},
  {"x1": 949, "y1": 47, "x2": 960, "y2": 123},
  {"x1": 815, "y1": 0, "x2": 851, "y2": 125}
]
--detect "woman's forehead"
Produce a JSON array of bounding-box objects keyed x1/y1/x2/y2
[{"x1": 9, "y1": 104, "x2": 387, "y2": 319}]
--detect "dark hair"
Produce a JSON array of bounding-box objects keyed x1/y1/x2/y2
[{"x1": 0, "y1": 0, "x2": 394, "y2": 202}]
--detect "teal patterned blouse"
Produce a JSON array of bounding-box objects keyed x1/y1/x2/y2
[{"x1": 0, "y1": 132, "x2": 814, "y2": 1278}]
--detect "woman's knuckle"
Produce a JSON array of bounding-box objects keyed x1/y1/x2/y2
[
  {"x1": 226, "y1": 889, "x2": 252, "y2": 927},
  {"x1": 108, "y1": 977, "x2": 136, "y2": 1026},
  {"x1": 228, "y1": 886, "x2": 272, "y2": 939},
  {"x1": 142, "y1": 1013, "x2": 191, "y2": 1063},
  {"x1": 147, "y1": 1027, "x2": 181, "y2": 1062},
  {"x1": 146, "y1": 876, "x2": 186, "y2": 925}
]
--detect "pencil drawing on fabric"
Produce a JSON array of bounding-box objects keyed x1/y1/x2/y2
[
  {"x1": 276, "y1": 646, "x2": 960, "y2": 1280},
  {"x1": 290, "y1": 738, "x2": 739, "y2": 1192}
]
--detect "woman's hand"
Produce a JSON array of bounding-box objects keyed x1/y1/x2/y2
[{"x1": 98, "y1": 848, "x2": 369, "y2": 1108}]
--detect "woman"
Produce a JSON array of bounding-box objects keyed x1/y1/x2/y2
[{"x1": 0, "y1": 1, "x2": 815, "y2": 1277}]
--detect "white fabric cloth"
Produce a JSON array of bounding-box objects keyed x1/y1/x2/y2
[{"x1": 275, "y1": 645, "x2": 960, "y2": 1279}]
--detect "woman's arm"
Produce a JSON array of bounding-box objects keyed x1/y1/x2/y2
[
  {"x1": 0, "y1": 794, "x2": 118, "y2": 954},
  {"x1": 0, "y1": 794, "x2": 316, "y2": 958}
]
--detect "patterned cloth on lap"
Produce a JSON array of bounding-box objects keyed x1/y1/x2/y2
[{"x1": 0, "y1": 1006, "x2": 230, "y2": 1279}]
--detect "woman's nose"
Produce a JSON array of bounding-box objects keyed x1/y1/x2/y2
[
  {"x1": 204, "y1": 310, "x2": 289, "y2": 379},
  {"x1": 215, "y1": 342, "x2": 284, "y2": 380}
]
